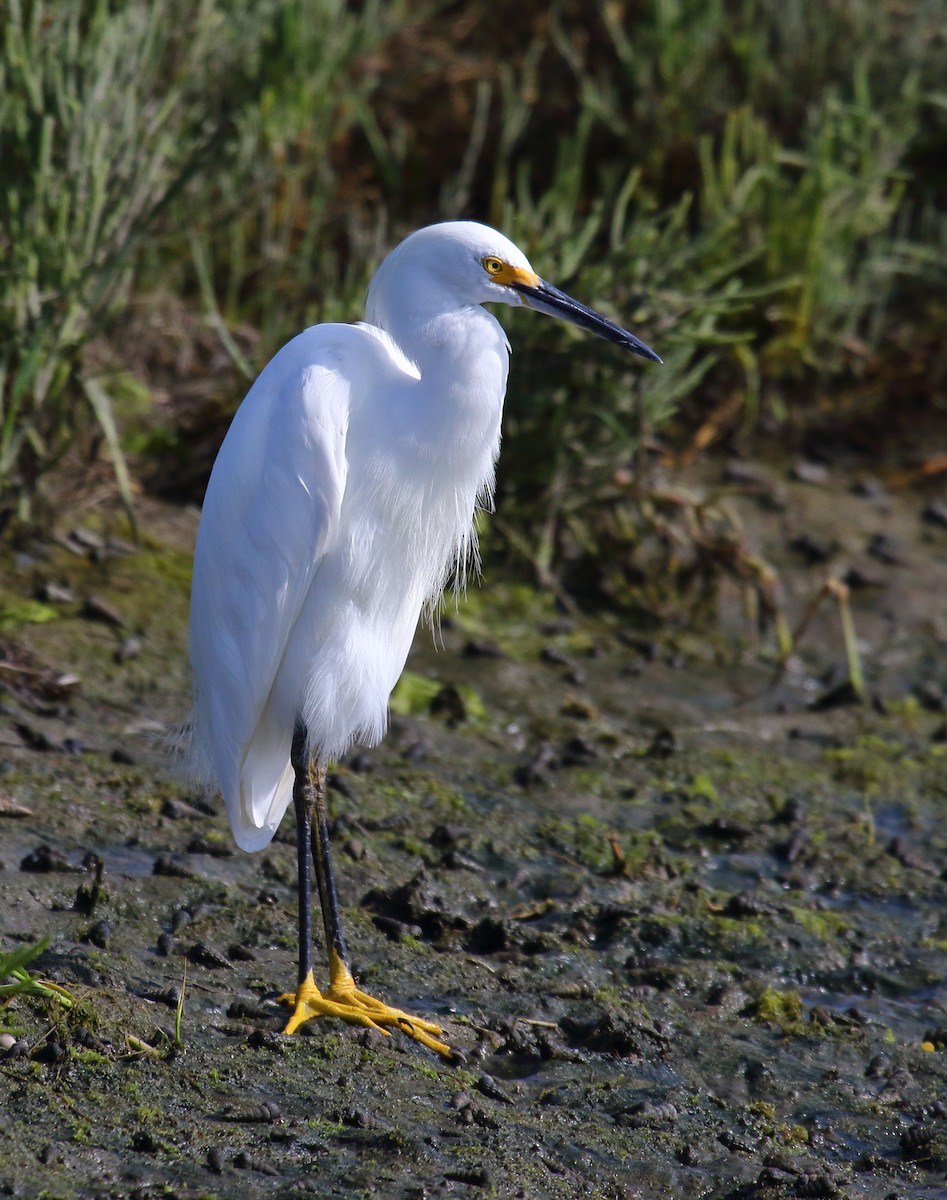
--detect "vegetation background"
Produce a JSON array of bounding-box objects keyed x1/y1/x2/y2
[
  {"x1": 2, "y1": 8, "x2": 947, "y2": 1196},
  {"x1": 1, "y1": 0, "x2": 945, "y2": 594}
]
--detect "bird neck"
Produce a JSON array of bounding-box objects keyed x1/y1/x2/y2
[
  {"x1": 367, "y1": 260, "x2": 508, "y2": 376},
  {"x1": 381, "y1": 302, "x2": 506, "y2": 382},
  {"x1": 362, "y1": 302, "x2": 508, "y2": 478}
]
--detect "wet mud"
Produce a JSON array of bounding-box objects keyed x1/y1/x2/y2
[{"x1": 1, "y1": 461, "x2": 947, "y2": 1199}]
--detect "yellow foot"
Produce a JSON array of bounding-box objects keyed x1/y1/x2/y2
[{"x1": 279, "y1": 968, "x2": 454, "y2": 1059}]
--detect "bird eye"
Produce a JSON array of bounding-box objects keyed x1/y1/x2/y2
[{"x1": 482, "y1": 257, "x2": 504, "y2": 276}]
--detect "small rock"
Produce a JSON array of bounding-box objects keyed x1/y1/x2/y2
[
  {"x1": 21, "y1": 844, "x2": 77, "y2": 873},
  {"x1": 80, "y1": 595, "x2": 126, "y2": 627},
  {"x1": 0, "y1": 797, "x2": 32, "y2": 818},
  {"x1": 645, "y1": 728, "x2": 676, "y2": 758},
  {"x1": 84, "y1": 919, "x2": 114, "y2": 949},
  {"x1": 790, "y1": 460, "x2": 830, "y2": 485},
  {"x1": 922, "y1": 498, "x2": 947, "y2": 528},
  {"x1": 218, "y1": 1100, "x2": 281, "y2": 1123},
  {"x1": 155, "y1": 932, "x2": 177, "y2": 957},
  {"x1": 247, "y1": 1029, "x2": 283, "y2": 1051},
  {"x1": 842, "y1": 564, "x2": 885, "y2": 589},
  {"x1": 430, "y1": 684, "x2": 468, "y2": 725},
  {"x1": 115, "y1": 636, "x2": 142, "y2": 663},
  {"x1": 867, "y1": 531, "x2": 907, "y2": 565},
  {"x1": 233, "y1": 1151, "x2": 280, "y2": 1175},
  {"x1": 513, "y1": 742, "x2": 556, "y2": 787},
  {"x1": 66, "y1": 527, "x2": 105, "y2": 553},
  {"x1": 429, "y1": 823, "x2": 471, "y2": 849},
  {"x1": 227, "y1": 999, "x2": 271, "y2": 1020},
  {"x1": 227, "y1": 943, "x2": 257, "y2": 962},
  {"x1": 476, "y1": 1073, "x2": 513, "y2": 1105},
  {"x1": 187, "y1": 942, "x2": 233, "y2": 969},
  {"x1": 39, "y1": 581, "x2": 75, "y2": 604},
  {"x1": 850, "y1": 476, "x2": 888, "y2": 501},
  {"x1": 33, "y1": 1040, "x2": 66, "y2": 1064},
  {"x1": 789, "y1": 533, "x2": 836, "y2": 563},
  {"x1": 463, "y1": 638, "x2": 505, "y2": 658},
  {"x1": 152, "y1": 855, "x2": 193, "y2": 878},
  {"x1": 161, "y1": 797, "x2": 208, "y2": 820},
  {"x1": 131, "y1": 1129, "x2": 160, "y2": 1154},
  {"x1": 560, "y1": 736, "x2": 598, "y2": 767}
]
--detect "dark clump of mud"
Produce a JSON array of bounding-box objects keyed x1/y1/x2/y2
[{"x1": 1, "y1": 461, "x2": 947, "y2": 1199}]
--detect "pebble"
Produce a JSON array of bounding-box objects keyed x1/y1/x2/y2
[
  {"x1": 39, "y1": 581, "x2": 75, "y2": 604},
  {"x1": 81, "y1": 595, "x2": 126, "y2": 627},
  {"x1": 462, "y1": 638, "x2": 505, "y2": 658},
  {"x1": 116, "y1": 636, "x2": 142, "y2": 662},
  {"x1": 187, "y1": 942, "x2": 233, "y2": 969},
  {"x1": 20, "y1": 844, "x2": 77, "y2": 872},
  {"x1": 84, "y1": 919, "x2": 113, "y2": 949},
  {"x1": 156, "y1": 933, "x2": 176, "y2": 957},
  {"x1": 922, "y1": 498, "x2": 947, "y2": 528},
  {"x1": 163, "y1": 796, "x2": 208, "y2": 820},
  {"x1": 34, "y1": 1040, "x2": 65, "y2": 1064},
  {"x1": 867, "y1": 531, "x2": 908, "y2": 565},
  {"x1": 476, "y1": 1073, "x2": 513, "y2": 1105},
  {"x1": 790, "y1": 459, "x2": 830, "y2": 485},
  {"x1": 171, "y1": 906, "x2": 192, "y2": 932}
]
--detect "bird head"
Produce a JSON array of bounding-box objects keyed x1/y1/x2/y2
[{"x1": 366, "y1": 221, "x2": 661, "y2": 364}]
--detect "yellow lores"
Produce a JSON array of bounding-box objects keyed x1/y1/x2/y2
[{"x1": 481, "y1": 255, "x2": 541, "y2": 290}]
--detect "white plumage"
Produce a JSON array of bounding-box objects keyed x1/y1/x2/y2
[
  {"x1": 189, "y1": 224, "x2": 520, "y2": 850},
  {"x1": 188, "y1": 220, "x2": 660, "y2": 854},
  {"x1": 186, "y1": 220, "x2": 660, "y2": 1054}
]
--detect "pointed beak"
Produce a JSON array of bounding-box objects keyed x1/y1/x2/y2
[{"x1": 511, "y1": 277, "x2": 662, "y2": 364}]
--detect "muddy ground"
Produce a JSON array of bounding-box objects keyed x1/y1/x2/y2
[{"x1": 1, "y1": 455, "x2": 947, "y2": 1200}]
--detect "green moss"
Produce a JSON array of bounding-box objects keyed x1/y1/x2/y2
[
  {"x1": 536, "y1": 813, "x2": 615, "y2": 871},
  {"x1": 782, "y1": 1124, "x2": 810, "y2": 1146},
  {"x1": 752, "y1": 986, "x2": 808, "y2": 1035},
  {"x1": 747, "y1": 1101, "x2": 776, "y2": 1120},
  {"x1": 0, "y1": 598, "x2": 58, "y2": 632},
  {"x1": 688, "y1": 771, "x2": 719, "y2": 802},
  {"x1": 68, "y1": 1047, "x2": 111, "y2": 1067},
  {"x1": 824, "y1": 735, "x2": 918, "y2": 793},
  {"x1": 135, "y1": 546, "x2": 195, "y2": 590},
  {"x1": 789, "y1": 907, "x2": 849, "y2": 941},
  {"x1": 727, "y1": 917, "x2": 768, "y2": 943}
]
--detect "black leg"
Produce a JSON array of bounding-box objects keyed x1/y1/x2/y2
[
  {"x1": 309, "y1": 762, "x2": 352, "y2": 975},
  {"x1": 290, "y1": 720, "x2": 314, "y2": 988},
  {"x1": 281, "y1": 722, "x2": 453, "y2": 1056}
]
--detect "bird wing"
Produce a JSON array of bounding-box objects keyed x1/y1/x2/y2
[{"x1": 188, "y1": 322, "x2": 416, "y2": 849}]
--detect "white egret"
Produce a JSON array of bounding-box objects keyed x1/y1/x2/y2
[{"x1": 188, "y1": 221, "x2": 660, "y2": 1057}]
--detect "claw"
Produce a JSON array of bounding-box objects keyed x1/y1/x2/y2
[{"x1": 280, "y1": 966, "x2": 454, "y2": 1058}]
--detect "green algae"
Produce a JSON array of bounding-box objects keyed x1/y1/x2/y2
[{"x1": 752, "y1": 986, "x2": 808, "y2": 1035}]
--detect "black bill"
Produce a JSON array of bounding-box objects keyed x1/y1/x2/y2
[{"x1": 512, "y1": 278, "x2": 662, "y2": 364}]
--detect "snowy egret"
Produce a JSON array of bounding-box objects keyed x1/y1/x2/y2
[{"x1": 188, "y1": 221, "x2": 660, "y2": 1057}]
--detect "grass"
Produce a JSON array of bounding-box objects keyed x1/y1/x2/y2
[
  {"x1": 1, "y1": 0, "x2": 944, "y2": 594},
  {"x1": 0, "y1": 938, "x2": 73, "y2": 1019}
]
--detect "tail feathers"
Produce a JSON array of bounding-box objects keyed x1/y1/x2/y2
[
  {"x1": 220, "y1": 716, "x2": 296, "y2": 852},
  {"x1": 226, "y1": 753, "x2": 295, "y2": 852}
]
